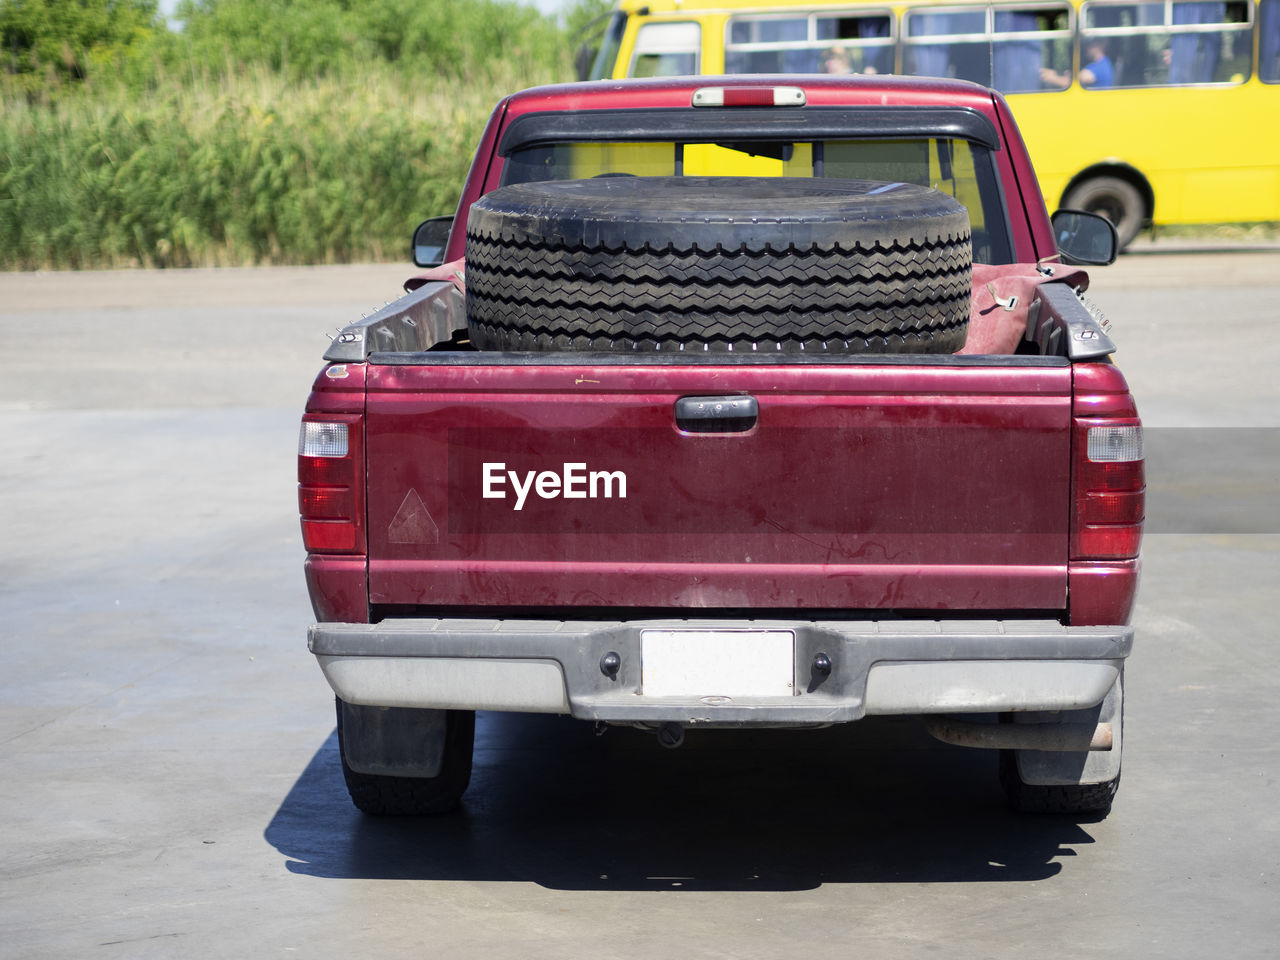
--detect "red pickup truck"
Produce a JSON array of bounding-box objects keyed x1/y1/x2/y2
[{"x1": 299, "y1": 76, "x2": 1142, "y2": 818}]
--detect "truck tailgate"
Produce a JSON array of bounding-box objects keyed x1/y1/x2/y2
[{"x1": 364, "y1": 356, "x2": 1072, "y2": 612}]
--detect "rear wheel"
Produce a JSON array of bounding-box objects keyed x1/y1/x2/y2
[
  {"x1": 999, "y1": 670, "x2": 1124, "y2": 816},
  {"x1": 336, "y1": 700, "x2": 475, "y2": 816},
  {"x1": 1062, "y1": 176, "x2": 1146, "y2": 250},
  {"x1": 999, "y1": 752, "x2": 1121, "y2": 815}
]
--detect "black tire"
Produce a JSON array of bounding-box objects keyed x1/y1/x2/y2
[
  {"x1": 465, "y1": 176, "x2": 971, "y2": 354},
  {"x1": 999, "y1": 752, "x2": 1120, "y2": 815},
  {"x1": 1062, "y1": 175, "x2": 1146, "y2": 250},
  {"x1": 999, "y1": 674, "x2": 1123, "y2": 816},
  {"x1": 336, "y1": 701, "x2": 475, "y2": 816}
]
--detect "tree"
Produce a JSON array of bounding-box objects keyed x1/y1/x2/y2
[{"x1": 1, "y1": 0, "x2": 163, "y2": 82}]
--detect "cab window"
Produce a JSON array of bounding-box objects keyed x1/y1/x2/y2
[{"x1": 500, "y1": 137, "x2": 1010, "y2": 264}]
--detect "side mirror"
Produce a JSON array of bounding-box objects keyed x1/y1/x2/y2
[
  {"x1": 1051, "y1": 209, "x2": 1119, "y2": 266},
  {"x1": 412, "y1": 215, "x2": 453, "y2": 268},
  {"x1": 574, "y1": 42, "x2": 597, "y2": 81},
  {"x1": 570, "y1": 10, "x2": 616, "y2": 81}
]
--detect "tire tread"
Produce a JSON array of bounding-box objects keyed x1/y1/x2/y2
[
  {"x1": 464, "y1": 177, "x2": 973, "y2": 354},
  {"x1": 336, "y1": 702, "x2": 475, "y2": 816},
  {"x1": 998, "y1": 751, "x2": 1120, "y2": 815}
]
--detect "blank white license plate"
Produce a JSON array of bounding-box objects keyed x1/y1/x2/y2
[{"x1": 640, "y1": 630, "x2": 796, "y2": 698}]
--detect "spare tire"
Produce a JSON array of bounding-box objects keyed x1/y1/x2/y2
[{"x1": 465, "y1": 176, "x2": 971, "y2": 354}]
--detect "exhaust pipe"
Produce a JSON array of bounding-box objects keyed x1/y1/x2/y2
[{"x1": 924, "y1": 717, "x2": 1112, "y2": 752}]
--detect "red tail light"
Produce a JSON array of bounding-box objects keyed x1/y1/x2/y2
[
  {"x1": 298, "y1": 414, "x2": 364, "y2": 554},
  {"x1": 692, "y1": 85, "x2": 807, "y2": 107},
  {"x1": 1071, "y1": 419, "x2": 1144, "y2": 560}
]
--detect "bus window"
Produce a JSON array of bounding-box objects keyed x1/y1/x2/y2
[
  {"x1": 630, "y1": 22, "x2": 701, "y2": 77},
  {"x1": 1169, "y1": 2, "x2": 1246, "y2": 83},
  {"x1": 726, "y1": 15, "x2": 815, "y2": 72},
  {"x1": 729, "y1": 16, "x2": 808, "y2": 43},
  {"x1": 724, "y1": 10, "x2": 894, "y2": 75},
  {"x1": 992, "y1": 7, "x2": 1072, "y2": 92},
  {"x1": 1264, "y1": 0, "x2": 1280, "y2": 83},
  {"x1": 815, "y1": 11, "x2": 894, "y2": 74},
  {"x1": 905, "y1": 8, "x2": 992, "y2": 85},
  {"x1": 905, "y1": 5, "x2": 1071, "y2": 93},
  {"x1": 1081, "y1": 0, "x2": 1251, "y2": 87}
]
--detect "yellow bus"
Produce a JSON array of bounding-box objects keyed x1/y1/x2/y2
[{"x1": 582, "y1": 0, "x2": 1280, "y2": 245}]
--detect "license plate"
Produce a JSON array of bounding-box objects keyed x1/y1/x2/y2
[{"x1": 640, "y1": 629, "x2": 796, "y2": 698}]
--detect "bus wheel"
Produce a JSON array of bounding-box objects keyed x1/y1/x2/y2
[{"x1": 1063, "y1": 176, "x2": 1145, "y2": 250}]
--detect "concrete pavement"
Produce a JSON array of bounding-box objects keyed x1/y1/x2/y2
[{"x1": 1, "y1": 254, "x2": 1276, "y2": 959}]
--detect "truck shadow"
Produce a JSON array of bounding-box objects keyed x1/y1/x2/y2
[{"x1": 265, "y1": 711, "x2": 1100, "y2": 890}]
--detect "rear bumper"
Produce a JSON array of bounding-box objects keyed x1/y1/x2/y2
[{"x1": 309, "y1": 618, "x2": 1131, "y2": 726}]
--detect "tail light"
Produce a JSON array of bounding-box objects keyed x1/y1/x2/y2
[
  {"x1": 298, "y1": 414, "x2": 364, "y2": 554},
  {"x1": 692, "y1": 85, "x2": 806, "y2": 107},
  {"x1": 1071, "y1": 419, "x2": 1144, "y2": 560}
]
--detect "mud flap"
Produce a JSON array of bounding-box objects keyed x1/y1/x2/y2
[
  {"x1": 337, "y1": 700, "x2": 448, "y2": 778},
  {"x1": 1013, "y1": 670, "x2": 1123, "y2": 786}
]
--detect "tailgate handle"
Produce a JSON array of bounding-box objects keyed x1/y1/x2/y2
[{"x1": 675, "y1": 395, "x2": 758, "y2": 433}]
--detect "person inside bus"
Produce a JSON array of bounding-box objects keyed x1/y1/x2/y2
[
  {"x1": 1040, "y1": 39, "x2": 1114, "y2": 88},
  {"x1": 824, "y1": 46, "x2": 854, "y2": 74},
  {"x1": 824, "y1": 42, "x2": 886, "y2": 77}
]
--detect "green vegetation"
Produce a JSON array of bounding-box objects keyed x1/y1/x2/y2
[
  {"x1": 0, "y1": 0, "x2": 166, "y2": 92},
  {"x1": 0, "y1": 0, "x2": 610, "y2": 269}
]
